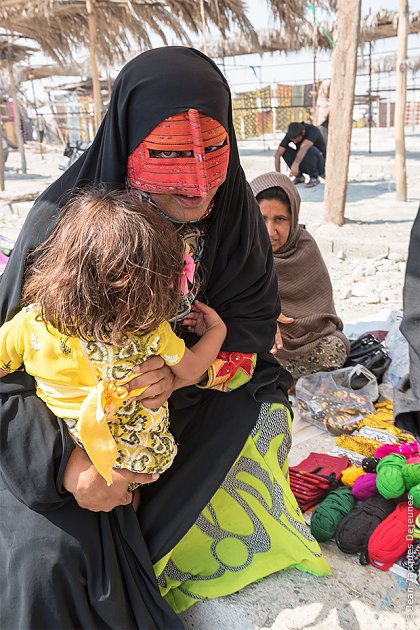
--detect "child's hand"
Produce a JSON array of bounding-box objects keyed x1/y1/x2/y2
[{"x1": 183, "y1": 300, "x2": 225, "y2": 337}]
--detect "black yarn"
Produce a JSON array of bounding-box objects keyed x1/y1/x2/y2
[
  {"x1": 362, "y1": 457, "x2": 380, "y2": 473},
  {"x1": 335, "y1": 495, "x2": 396, "y2": 563}
]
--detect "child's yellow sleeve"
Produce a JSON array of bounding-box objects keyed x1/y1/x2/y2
[
  {"x1": 0, "y1": 311, "x2": 25, "y2": 372},
  {"x1": 157, "y1": 321, "x2": 186, "y2": 366}
]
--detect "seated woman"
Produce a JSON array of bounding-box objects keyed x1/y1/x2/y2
[
  {"x1": 250, "y1": 172, "x2": 350, "y2": 382},
  {"x1": 394, "y1": 207, "x2": 420, "y2": 440}
]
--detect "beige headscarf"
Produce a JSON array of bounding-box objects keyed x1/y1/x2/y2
[{"x1": 249, "y1": 172, "x2": 349, "y2": 359}]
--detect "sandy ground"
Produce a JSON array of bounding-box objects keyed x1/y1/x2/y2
[{"x1": 1, "y1": 128, "x2": 420, "y2": 629}]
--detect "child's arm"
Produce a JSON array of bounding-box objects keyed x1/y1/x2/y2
[
  {"x1": 0, "y1": 368, "x2": 9, "y2": 378},
  {"x1": 172, "y1": 301, "x2": 226, "y2": 382}
]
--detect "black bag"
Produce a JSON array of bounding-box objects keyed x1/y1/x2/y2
[{"x1": 345, "y1": 333, "x2": 391, "y2": 385}]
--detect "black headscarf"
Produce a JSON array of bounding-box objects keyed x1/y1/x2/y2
[
  {"x1": 1, "y1": 46, "x2": 279, "y2": 351},
  {"x1": 0, "y1": 47, "x2": 290, "y2": 564}
]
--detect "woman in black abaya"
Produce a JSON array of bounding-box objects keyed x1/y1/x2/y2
[
  {"x1": 0, "y1": 47, "x2": 328, "y2": 629},
  {"x1": 394, "y1": 207, "x2": 420, "y2": 439}
]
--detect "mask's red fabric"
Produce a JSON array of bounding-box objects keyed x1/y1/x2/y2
[{"x1": 127, "y1": 109, "x2": 229, "y2": 197}]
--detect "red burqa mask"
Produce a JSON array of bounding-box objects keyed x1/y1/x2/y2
[{"x1": 127, "y1": 109, "x2": 229, "y2": 198}]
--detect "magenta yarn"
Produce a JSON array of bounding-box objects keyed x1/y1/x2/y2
[
  {"x1": 375, "y1": 441, "x2": 419, "y2": 459},
  {"x1": 352, "y1": 473, "x2": 378, "y2": 500}
]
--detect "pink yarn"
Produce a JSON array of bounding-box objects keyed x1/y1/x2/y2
[
  {"x1": 375, "y1": 441, "x2": 419, "y2": 459},
  {"x1": 352, "y1": 473, "x2": 378, "y2": 500},
  {"x1": 407, "y1": 454, "x2": 420, "y2": 465}
]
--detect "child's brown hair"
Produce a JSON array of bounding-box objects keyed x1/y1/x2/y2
[{"x1": 22, "y1": 187, "x2": 184, "y2": 344}]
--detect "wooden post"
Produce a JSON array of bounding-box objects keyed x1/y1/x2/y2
[
  {"x1": 86, "y1": 0, "x2": 102, "y2": 134},
  {"x1": 6, "y1": 55, "x2": 27, "y2": 174},
  {"x1": 324, "y1": 0, "x2": 361, "y2": 226},
  {"x1": 395, "y1": 0, "x2": 408, "y2": 202},
  {"x1": 200, "y1": 0, "x2": 207, "y2": 54},
  {"x1": 30, "y1": 77, "x2": 44, "y2": 160}
]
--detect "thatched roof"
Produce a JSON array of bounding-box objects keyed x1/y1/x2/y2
[
  {"x1": 0, "y1": 0, "x2": 261, "y2": 63},
  {"x1": 205, "y1": 9, "x2": 420, "y2": 58},
  {"x1": 18, "y1": 64, "x2": 81, "y2": 81},
  {"x1": 0, "y1": 38, "x2": 37, "y2": 63},
  {"x1": 358, "y1": 54, "x2": 420, "y2": 75}
]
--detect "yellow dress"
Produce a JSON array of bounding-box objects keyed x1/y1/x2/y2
[{"x1": 0, "y1": 305, "x2": 185, "y2": 483}]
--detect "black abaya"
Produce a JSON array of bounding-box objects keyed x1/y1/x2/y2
[{"x1": 0, "y1": 47, "x2": 291, "y2": 629}]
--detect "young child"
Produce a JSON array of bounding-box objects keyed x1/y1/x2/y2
[{"x1": 0, "y1": 187, "x2": 226, "y2": 492}]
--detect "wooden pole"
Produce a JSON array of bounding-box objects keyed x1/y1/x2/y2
[
  {"x1": 395, "y1": 0, "x2": 408, "y2": 202},
  {"x1": 86, "y1": 0, "x2": 102, "y2": 134},
  {"x1": 324, "y1": 0, "x2": 361, "y2": 226},
  {"x1": 30, "y1": 77, "x2": 44, "y2": 160},
  {"x1": 200, "y1": 0, "x2": 207, "y2": 54},
  {"x1": 6, "y1": 55, "x2": 26, "y2": 174}
]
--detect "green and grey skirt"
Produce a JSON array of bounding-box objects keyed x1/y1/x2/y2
[{"x1": 154, "y1": 402, "x2": 330, "y2": 613}]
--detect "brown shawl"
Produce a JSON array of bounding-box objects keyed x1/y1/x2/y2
[{"x1": 250, "y1": 172, "x2": 350, "y2": 359}]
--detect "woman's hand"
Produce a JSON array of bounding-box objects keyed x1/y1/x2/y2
[
  {"x1": 126, "y1": 355, "x2": 175, "y2": 408},
  {"x1": 63, "y1": 446, "x2": 159, "y2": 512},
  {"x1": 271, "y1": 313, "x2": 294, "y2": 354}
]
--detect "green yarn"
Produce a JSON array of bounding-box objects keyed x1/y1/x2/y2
[
  {"x1": 414, "y1": 514, "x2": 420, "y2": 539},
  {"x1": 408, "y1": 485, "x2": 420, "y2": 509},
  {"x1": 376, "y1": 453, "x2": 406, "y2": 499},
  {"x1": 401, "y1": 463, "x2": 420, "y2": 490},
  {"x1": 310, "y1": 487, "x2": 355, "y2": 542}
]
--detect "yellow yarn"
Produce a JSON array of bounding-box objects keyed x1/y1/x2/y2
[
  {"x1": 356, "y1": 400, "x2": 413, "y2": 442},
  {"x1": 341, "y1": 465, "x2": 366, "y2": 487},
  {"x1": 336, "y1": 435, "x2": 383, "y2": 457}
]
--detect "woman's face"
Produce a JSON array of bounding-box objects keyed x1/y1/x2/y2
[
  {"x1": 150, "y1": 185, "x2": 220, "y2": 222},
  {"x1": 259, "y1": 198, "x2": 292, "y2": 252}
]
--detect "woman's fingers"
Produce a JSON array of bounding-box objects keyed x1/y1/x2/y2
[
  {"x1": 63, "y1": 447, "x2": 161, "y2": 513},
  {"x1": 277, "y1": 313, "x2": 294, "y2": 324},
  {"x1": 271, "y1": 313, "x2": 294, "y2": 353}
]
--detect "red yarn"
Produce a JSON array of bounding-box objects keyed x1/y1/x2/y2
[{"x1": 368, "y1": 502, "x2": 420, "y2": 571}]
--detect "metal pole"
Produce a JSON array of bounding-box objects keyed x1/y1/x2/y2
[
  {"x1": 313, "y1": 5, "x2": 317, "y2": 119},
  {"x1": 368, "y1": 39, "x2": 372, "y2": 153},
  {"x1": 0, "y1": 115, "x2": 5, "y2": 191}
]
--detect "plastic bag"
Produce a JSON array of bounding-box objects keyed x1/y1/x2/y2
[
  {"x1": 295, "y1": 365, "x2": 378, "y2": 435},
  {"x1": 382, "y1": 314, "x2": 409, "y2": 388}
]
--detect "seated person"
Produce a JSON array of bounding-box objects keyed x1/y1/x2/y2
[
  {"x1": 394, "y1": 207, "x2": 420, "y2": 440},
  {"x1": 274, "y1": 121, "x2": 326, "y2": 188},
  {"x1": 250, "y1": 171, "x2": 350, "y2": 382}
]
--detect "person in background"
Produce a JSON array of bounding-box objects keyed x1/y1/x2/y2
[
  {"x1": 274, "y1": 121, "x2": 326, "y2": 188},
  {"x1": 250, "y1": 171, "x2": 350, "y2": 383},
  {"x1": 394, "y1": 207, "x2": 420, "y2": 439}
]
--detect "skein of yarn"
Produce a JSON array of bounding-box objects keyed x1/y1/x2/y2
[
  {"x1": 401, "y1": 463, "x2": 420, "y2": 508},
  {"x1": 310, "y1": 487, "x2": 356, "y2": 542},
  {"x1": 335, "y1": 495, "x2": 395, "y2": 562},
  {"x1": 341, "y1": 466, "x2": 365, "y2": 487},
  {"x1": 376, "y1": 454, "x2": 406, "y2": 499},
  {"x1": 368, "y1": 503, "x2": 420, "y2": 571},
  {"x1": 414, "y1": 514, "x2": 420, "y2": 539},
  {"x1": 409, "y1": 485, "x2": 420, "y2": 509},
  {"x1": 362, "y1": 457, "x2": 380, "y2": 473},
  {"x1": 352, "y1": 473, "x2": 378, "y2": 500},
  {"x1": 375, "y1": 441, "x2": 419, "y2": 459}
]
